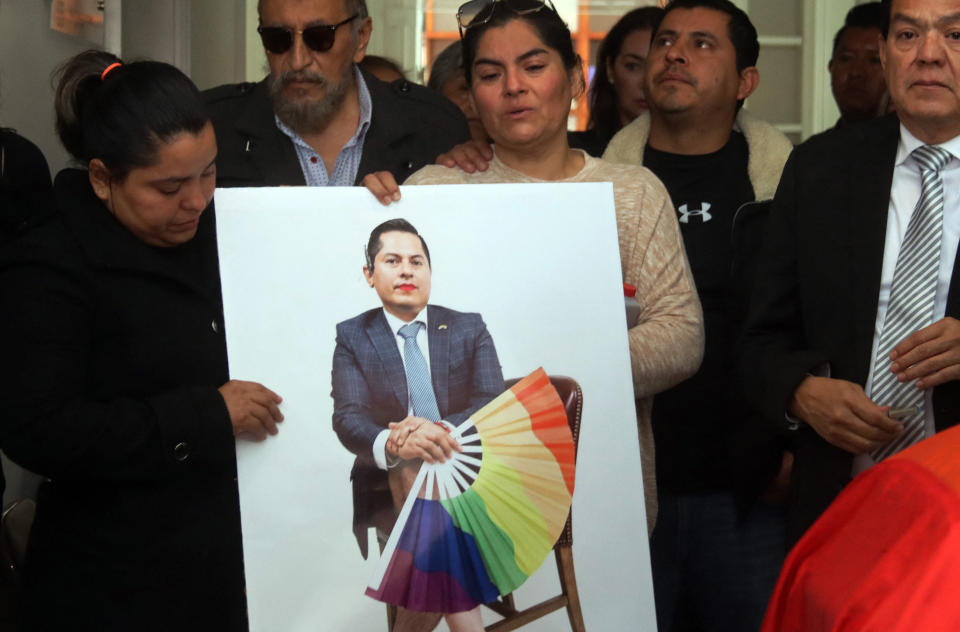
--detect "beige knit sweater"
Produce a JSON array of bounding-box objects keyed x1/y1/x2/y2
[{"x1": 405, "y1": 152, "x2": 705, "y2": 533}]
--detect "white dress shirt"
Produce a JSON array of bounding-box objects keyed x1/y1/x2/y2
[
  {"x1": 372, "y1": 308, "x2": 431, "y2": 470},
  {"x1": 853, "y1": 125, "x2": 960, "y2": 475}
]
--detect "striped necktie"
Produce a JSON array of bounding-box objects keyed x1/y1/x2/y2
[
  {"x1": 871, "y1": 144, "x2": 952, "y2": 462},
  {"x1": 398, "y1": 322, "x2": 441, "y2": 421}
]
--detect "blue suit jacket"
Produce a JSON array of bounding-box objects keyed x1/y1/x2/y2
[{"x1": 331, "y1": 304, "x2": 504, "y2": 555}]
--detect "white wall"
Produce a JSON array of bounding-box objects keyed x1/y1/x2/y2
[
  {"x1": 0, "y1": 0, "x2": 99, "y2": 173},
  {"x1": 365, "y1": 0, "x2": 422, "y2": 79},
  {"x1": 191, "y1": 0, "x2": 249, "y2": 90},
  {"x1": 121, "y1": 0, "x2": 188, "y2": 70}
]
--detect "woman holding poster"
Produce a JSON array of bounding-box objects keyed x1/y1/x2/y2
[
  {"x1": 0, "y1": 51, "x2": 282, "y2": 629},
  {"x1": 364, "y1": 0, "x2": 704, "y2": 539}
]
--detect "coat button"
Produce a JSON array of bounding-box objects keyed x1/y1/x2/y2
[
  {"x1": 211, "y1": 320, "x2": 219, "y2": 333},
  {"x1": 405, "y1": 161, "x2": 414, "y2": 171},
  {"x1": 399, "y1": 81, "x2": 410, "y2": 93},
  {"x1": 174, "y1": 442, "x2": 190, "y2": 462}
]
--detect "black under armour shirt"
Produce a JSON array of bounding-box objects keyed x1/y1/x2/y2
[{"x1": 645, "y1": 131, "x2": 756, "y2": 493}]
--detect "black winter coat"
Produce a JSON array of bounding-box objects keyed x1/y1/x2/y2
[{"x1": 0, "y1": 170, "x2": 246, "y2": 630}]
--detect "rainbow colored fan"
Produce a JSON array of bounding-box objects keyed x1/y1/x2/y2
[{"x1": 366, "y1": 367, "x2": 577, "y2": 612}]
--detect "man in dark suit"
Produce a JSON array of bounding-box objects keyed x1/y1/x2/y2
[
  {"x1": 331, "y1": 219, "x2": 503, "y2": 556},
  {"x1": 741, "y1": 0, "x2": 960, "y2": 546},
  {"x1": 204, "y1": 0, "x2": 469, "y2": 188}
]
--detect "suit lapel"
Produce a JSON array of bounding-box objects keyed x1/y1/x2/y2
[
  {"x1": 427, "y1": 305, "x2": 450, "y2": 418},
  {"x1": 935, "y1": 166, "x2": 960, "y2": 430},
  {"x1": 235, "y1": 80, "x2": 305, "y2": 187},
  {"x1": 845, "y1": 116, "x2": 901, "y2": 382},
  {"x1": 945, "y1": 228, "x2": 960, "y2": 316},
  {"x1": 367, "y1": 311, "x2": 408, "y2": 410},
  {"x1": 355, "y1": 71, "x2": 415, "y2": 184}
]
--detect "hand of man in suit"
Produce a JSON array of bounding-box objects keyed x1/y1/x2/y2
[
  {"x1": 789, "y1": 376, "x2": 903, "y2": 454},
  {"x1": 436, "y1": 139, "x2": 493, "y2": 173},
  {"x1": 889, "y1": 317, "x2": 960, "y2": 389},
  {"x1": 386, "y1": 419, "x2": 461, "y2": 463},
  {"x1": 385, "y1": 415, "x2": 428, "y2": 454}
]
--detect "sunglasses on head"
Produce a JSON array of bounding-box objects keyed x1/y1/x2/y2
[
  {"x1": 257, "y1": 14, "x2": 358, "y2": 54},
  {"x1": 456, "y1": 0, "x2": 556, "y2": 37}
]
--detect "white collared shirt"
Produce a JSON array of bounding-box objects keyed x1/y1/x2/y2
[
  {"x1": 853, "y1": 124, "x2": 960, "y2": 475},
  {"x1": 372, "y1": 308, "x2": 431, "y2": 469}
]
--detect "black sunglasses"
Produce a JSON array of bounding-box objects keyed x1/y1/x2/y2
[
  {"x1": 456, "y1": 0, "x2": 556, "y2": 37},
  {"x1": 257, "y1": 14, "x2": 358, "y2": 54}
]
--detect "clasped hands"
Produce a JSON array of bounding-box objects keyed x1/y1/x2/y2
[
  {"x1": 385, "y1": 415, "x2": 462, "y2": 463},
  {"x1": 789, "y1": 317, "x2": 960, "y2": 454}
]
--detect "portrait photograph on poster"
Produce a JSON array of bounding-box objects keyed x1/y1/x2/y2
[{"x1": 215, "y1": 183, "x2": 655, "y2": 631}]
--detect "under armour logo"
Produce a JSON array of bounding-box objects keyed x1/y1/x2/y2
[{"x1": 678, "y1": 202, "x2": 712, "y2": 224}]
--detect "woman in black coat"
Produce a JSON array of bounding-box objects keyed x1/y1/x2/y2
[{"x1": 0, "y1": 50, "x2": 284, "y2": 630}]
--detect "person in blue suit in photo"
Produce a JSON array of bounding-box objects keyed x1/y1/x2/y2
[{"x1": 331, "y1": 218, "x2": 504, "y2": 558}]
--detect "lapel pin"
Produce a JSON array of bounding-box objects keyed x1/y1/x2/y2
[{"x1": 438, "y1": 324, "x2": 448, "y2": 330}]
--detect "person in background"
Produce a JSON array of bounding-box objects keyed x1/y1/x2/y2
[
  {"x1": 602, "y1": 1, "x2": 794, "y2": 630},
  {"x1": 828, "y1": 2, "x2": 887, "y2": 128},
  {"x1": 427, "y1": 40, "x2": 488, "y2": 143},
  {"x1": 360, "y1": 54, "x2": 406, "y2": 82},
  {"x1": 0, "y1": 127, "x2": 52, "y2": 241},
  {"x1": 569, "y1": 6, "x2": 664, "y2": 156},
  {"x1": 0, "y1": 50, "x2": 283, "y2": 630},
  {"x1": 205, "y1": 0, "x2": 469, "y2": 187},
  {"x1": 0, "y1": 125, "x2": 52, "y2": 549},
  {"x1": 364, "y1": 0, "x2": 705, "y2": 539}
]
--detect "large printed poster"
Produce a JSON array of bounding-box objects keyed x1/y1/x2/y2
[{"x1": 215, "y1": 183, "x2": 655, "y2": 631}]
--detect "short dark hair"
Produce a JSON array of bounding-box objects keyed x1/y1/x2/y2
[
  {"x1": 258, "y1": 0, "x2": 368, "y2": 38},
  {"x1": 258, "y1": 0, "x2": 368, "y2": 20},
  {"x1": 53, "y1": 50, "x2": 208, "y2": 180},
  {"x1": 428, "y1": 40, "x2": 465, "y2": 92},
  {"x1": 832, "y1": 2, "x2": 884, "y2": 56},
  {"x1": 461, "y1": 3, "x2": 580, "y2": 86},
  {"x1": 661, "y1": 0, "x2": 759, "y2": 72},
  {"x1": 365, "y1": 218, "x2": 431, "y2": 269},
  {"x1": 586, "y1": 7, "x2": 664, "y2": 141},
  {"x1": 359, "y1": 55, "x2": 405, "y2": 81},
  {"x1": 880, "y1": 0, "x2": 893, "y2": 37}
]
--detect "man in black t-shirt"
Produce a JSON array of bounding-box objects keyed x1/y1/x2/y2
[{"x1": 604, "y1": 1, "x2": 793, "y2": 631}]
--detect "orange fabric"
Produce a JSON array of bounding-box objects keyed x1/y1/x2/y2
[
  {"x1": 510, "y1": 369, "x2": 576, "y2": 495},
  {"x1": 762, "y1": 426, "x2": 960, "y2": 632},
  {"x1": 891, "y1": 423, "x2": 960, "y2": 497}
]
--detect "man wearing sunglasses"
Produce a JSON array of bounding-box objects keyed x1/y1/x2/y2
[{"x1": 205, "y1": 0, "x2": 470, "y2": 188}]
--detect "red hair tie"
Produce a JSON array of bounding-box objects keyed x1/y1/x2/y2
[{"x1": 100, "y1": 62, "x2": 122, "y2": 80}]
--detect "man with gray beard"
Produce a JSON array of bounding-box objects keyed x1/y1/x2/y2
[{"x1": 205, "y1": 0, "x2": 470, "y2": 188}]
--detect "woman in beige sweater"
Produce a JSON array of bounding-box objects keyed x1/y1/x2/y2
[{"x1": 364, "y1": 0, "x2": 703, "y2": 538}]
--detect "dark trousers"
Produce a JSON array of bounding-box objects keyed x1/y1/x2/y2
[{"x1": 650, "y1": 491, "x2": 786, "y2": 632}]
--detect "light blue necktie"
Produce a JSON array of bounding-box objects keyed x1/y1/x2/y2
[
  {"x1": 871, "y1": 144, "x2": 952, "y2": 461},
  {"x1": 398, "y1": 322, "x2": 440, "y2": 421}
]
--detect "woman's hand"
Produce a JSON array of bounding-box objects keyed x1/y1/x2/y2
[
  {"x1": 218, "y1": 380, "x2": 284, "y2": 441},
  {"x1": 362, "y1": 171, "x2": 401, "y2": 206}
]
